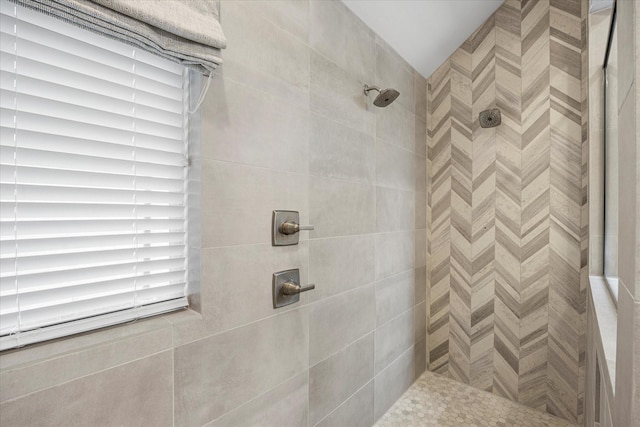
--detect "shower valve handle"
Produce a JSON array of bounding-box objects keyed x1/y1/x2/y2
[
  {"x1": 279, "y1": 221, "x2": 314, "y2": 235},
  {"x1": 281, "y1": 280, "x2": 315, "y2": 295}
]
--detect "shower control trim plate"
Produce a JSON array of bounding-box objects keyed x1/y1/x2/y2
[
  {"x1": 272, "y1": 269, "x2": 315, "y2": 308},
  {"x1": 272, "y1": 210, "x2": 313, "y2": 246}
]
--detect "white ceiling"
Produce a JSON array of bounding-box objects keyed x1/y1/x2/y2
[
  {"x1": 590, "y1": 0, "x2": 613, "y2": 13},
  {"x1": 342, "y1": 0, "x2": 504, "y2": 78}
]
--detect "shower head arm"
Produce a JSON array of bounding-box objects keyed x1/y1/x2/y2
[{"x1": 363, "y1": 84, "x2": 381, "y2": 96}]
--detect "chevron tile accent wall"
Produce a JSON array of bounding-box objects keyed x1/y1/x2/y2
[
  {"x1": 426, "y1": 0, "x2": 588, "y2": 423},
  {"x1": 427, "y1": 58, "x2": 452, "y2": 376}
]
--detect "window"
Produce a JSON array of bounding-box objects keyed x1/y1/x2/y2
[
  {"x1": 0, "y1": 1, "x2": 195, "y2": 350},
  {"x1": 603, "y1": 5, "x2": 618, "y2": 300}
]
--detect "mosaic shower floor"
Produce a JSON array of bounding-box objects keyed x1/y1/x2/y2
[{"x1": 375, "y1": 371, "x2": 578, "y2": 427}]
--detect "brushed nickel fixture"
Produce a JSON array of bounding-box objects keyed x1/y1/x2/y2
[
  {"x1": 279, "y1": 220, "x2": 314, "y2": 236},
  {"x1": 479, "y1": 108, "x2": 501, "y2": 128},
  {"x1": 364, "y1": 84, "x2": 400, "y2": 107},
  {"x1": 272, "y1": 269, "x2": 315, "y2": 308},
  {"x1": 272, "y1": 210, "x2": 314, "y2": 246}
]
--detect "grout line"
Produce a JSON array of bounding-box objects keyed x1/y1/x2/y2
[
  {"x1": 306, "y1": 5, "x2": 312, "y2": 424},
  {"x1": 0, "y1": 348, "x2": 173, "y2": 404},
  {"x1": 174, "y1": 301, "x2": 309, "y2": 348},
  {"x1": 201, "y1": 371, "x2": 308, "y2": 427},
  {"x1": 171, "y1": 347, "x2": 175, "y2": 427},
  {"x1": 200, "y1": 155, "x2": 422, "y2": 192},
  {"x1": 309, "y1": 331, "x2": 375, "y2": 371},
  {"x1": 176, "y1": 251, "x2": 423, "y2": 350}
]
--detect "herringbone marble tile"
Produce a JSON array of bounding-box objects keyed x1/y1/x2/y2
[
  {"x1": 428, "y1": 59, "x2": 452, "y2": 375},
  {"x1": 425, "y1": 0, "x2": 587, "y2": 423}
]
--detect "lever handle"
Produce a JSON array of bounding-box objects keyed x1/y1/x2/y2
[
  {"x1": 279, "y1": 221, "x2": 315, "y2": 235},
  {"x1": 281, "y1": 280, "x2": 316, "y2": 295}
]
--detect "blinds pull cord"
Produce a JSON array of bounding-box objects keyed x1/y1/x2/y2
[{"x1": 188, "y1": 71, "x2": 213, "y2": 114}]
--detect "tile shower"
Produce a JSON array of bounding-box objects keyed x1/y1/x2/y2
[
  {"x1": 1, "y1": 0, "x2": 637, "y2": 426},
  {"x1": 0, "y1": 0, "x2": 427, "y2": 426}
]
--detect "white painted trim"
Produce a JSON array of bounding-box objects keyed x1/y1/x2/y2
[{"x1": 588, "y1": 276, "x2": 618, "y2": 415}]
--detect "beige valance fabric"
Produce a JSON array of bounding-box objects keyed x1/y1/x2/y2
[{"x1": 9, "y1": 0, "x2": 226, "y2": 74}]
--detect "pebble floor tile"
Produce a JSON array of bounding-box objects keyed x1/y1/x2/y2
[{"x1": 375, "y1": 371, "x2": 578, "y2": 427}]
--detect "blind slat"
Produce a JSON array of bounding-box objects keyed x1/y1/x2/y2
[
  {"x1": 0, "y1": 112, "x2": 184, "y2": 151},
  {"x1": 0, "y1": 90, "x2": 183, "y2": 140},
  {"x1": 0, "y1": 71, "x2": 183, "y2": 126},
  {"x1": 0, "y1": 146, "x2": 185, "y2": 180},
  {"x1": 1, "y1": 257, "x2": 186, "y2": 295},
  {"x1": 1, "y1": 232, "x2": 185, "y2": 257},
  {"x1": 1, "y1": 245, "x2": 185, "y2": 276},
  {"x1": 0, "y1": 126, "x2": 185, "y2": 155},
  {"x1": 0, "y1": 184, "x2": 185, "y2": 205},
  {"x1": 1, "y1": 270, "x2": 185, "y2": 298},
  {"x1": 0, "y1": 219, "x2": 185, "y2": 239},
  {"x1": 0, "y1": 165, "x2": 184, "y2": 193},
  {"x1": 0, "y1": 202, "x2": 185, "y2": 221},
  {"x1": 0, "y1": 55, "x2": 182, "y2": 113}
]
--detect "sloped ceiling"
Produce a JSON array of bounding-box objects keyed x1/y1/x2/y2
[{"x1": 342, "y1": 0, "x2": 504, "y2": 78}]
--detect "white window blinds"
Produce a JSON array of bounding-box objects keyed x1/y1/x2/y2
[{"x1": 0, "y1": 1, "x2": 189, "y2": 350}]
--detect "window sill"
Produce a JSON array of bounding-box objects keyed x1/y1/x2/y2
[
  {"x1": 0, "y1": 308, "x2": 201, "y2": 372},
  {"x1": 589, "y1": 275, "x2": 618, "y2": 396},
  {"x1": 604, "y1": 276, "x2": 619, "y2": 302}
]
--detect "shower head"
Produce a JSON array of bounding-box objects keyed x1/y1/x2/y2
[
  {"x1": 364, "y1": 84, "x2": 400, "y2": 107},
  {"x1": 479, "y1": 108, "x2": 501, "y2": 128}
]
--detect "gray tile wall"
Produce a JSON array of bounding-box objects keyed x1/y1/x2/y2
[{"x1": 0, "y1": 1, "x2": 428, "y2": 426}]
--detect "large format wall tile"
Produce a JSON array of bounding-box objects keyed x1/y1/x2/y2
[
  {"x1": 375, "y1": 231, "x2": 416, "y2": 280},
  {"x1": 373, "y1": 346, "x2": 416, "y2": 421},
  {"x1": 220, "y1": 1, "x2": 310, "y2": 107},
  {"x1": 222, "y1": 0, "x2": 310, "y2": 94},
  {"x1": 309, "y1": 176, "x2": 375, "y2": 238},
  {"x1": 310, "y1": 51, "x2": 375, "y2": 136},
  {"x1": 309, "y1": 285, "x2": 376, "y2": 366},
  {"x1": 310, "y1": 113, "x2": 376, "y2": 184},
  {"x1": 375, "y1": 308, "x2": 415, "y2": 373},
  {"x1": 376, "y1": 40, "x2": 416, "y2": 114},
  {"x1": 204, "y1": 372, "x2": 308, "y2": 427},
  {"x1": 376, "y1": 187, "x2": 415, "y2": 232},
  {"x1": 376, "y1": 140, "x2": 416, "y2": 191},
  {"x1": 416, "y1": 191, "x2": 427, "y2": 229},
  {"x1": 315, "y1": 381, "x2": 374, "y2": 427},
  {"x1": 174, "y1": 308, "x2": 309, "y2": 427},
  {"x1": 376, "y1": 269, "x2": 416, "y2": 327},
  {"x1": 196, "y1": 242, "x2": 309, "y2": 336},
  {"x1": 229, "y1": 0, "x2": 310, "y2": 44},
  {"x1": 309, "y1": 235, "x2": 375, "y2": 302},
  {"x1": 201, "y1": 160, "x2": 308, "y2": 248},
  {"x1": 376, "y1": 102, "x2": 416, "y2": 152},
  {"x1": 309, "y1": 333, "x2": 374, "y2": 425},
  {"x1": 0, "y1": 322, "x2": 172, "y2": 403},
  {"x1": 0, "y1": 351, "x2": 173, "y2": 427},
  {"x1": 309, "y1": 0, "x2": 375, "y2": 83},
  {"x1": 202, "y1": 78, "x2": 310, "y2": 174}
]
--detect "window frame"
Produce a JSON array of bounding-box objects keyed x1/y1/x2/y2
[{"x1": 602, "y1": 0, "x2": 619, "y2": 302}]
